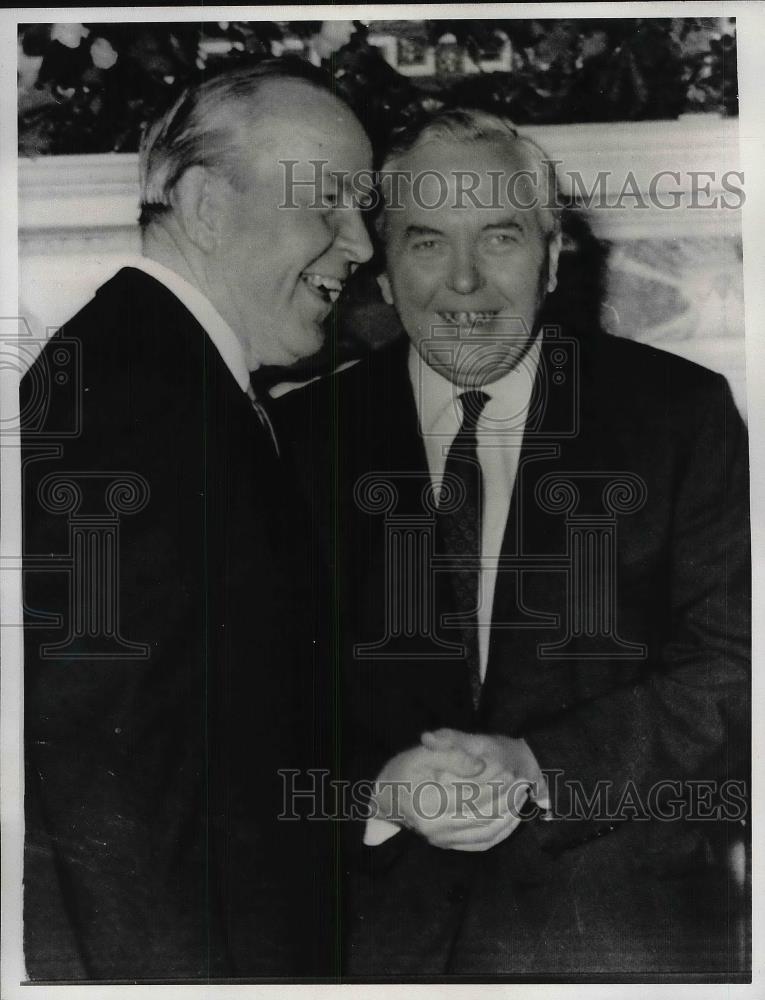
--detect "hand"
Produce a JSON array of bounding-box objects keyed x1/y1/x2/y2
[
  {"x1": 417, "y1": 728, "x2": 551, "y2": 851},
  {"x1": 371, "y1": 741, "x2": 520, "y2": 853},
  {"x1": 422, "y1": 728, "x2": 550, "y2": 809},
  {"x1": 371, "y1": 743, "x2": 485, "y2": 841}
]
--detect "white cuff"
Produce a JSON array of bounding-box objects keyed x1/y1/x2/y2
[{"x1": 363, "y1": 817, "x2": 402, "y2": 846}]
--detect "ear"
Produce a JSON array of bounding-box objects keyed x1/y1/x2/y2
[
  {"x1": 546, "y1": 231, "x2": 562, "y2": 294},
  {"x1": 170, "y1": 166, "x2": 228, "y2": 253},
  {"x1": 377, "y1": 272, "x2": 394, "y2": 306}
]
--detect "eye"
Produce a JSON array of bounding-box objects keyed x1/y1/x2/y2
[
  {"x1": 485, "y1": 227, "x2": 523, "y2": 247},
  {"x1": 410, "y1": 238, "x2": 442, "y2": 253}
]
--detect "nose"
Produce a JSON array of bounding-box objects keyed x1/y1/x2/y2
[
  {"x1": 447, "y1": 246, "x2": 484, "y2": 295},
  {"x1": 336, "y1": 208, "x2": 374, "y2": 266}
]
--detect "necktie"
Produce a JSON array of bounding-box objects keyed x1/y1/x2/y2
[
  {"x1": 437, "y1": 390, "x2": 489, "y2": 710},
  {"x1": 248, "y1": 372, "x2": 280, "y2": 456}
]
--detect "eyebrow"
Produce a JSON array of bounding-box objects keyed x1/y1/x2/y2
[
  {"x1": 401, "y1": 217, "x2": 529, "y2": 240},
  {"x1": 402, "y1": 224, "x2": 444, "y2": 238},
  {"x1": 482, "y1": 217, "x2": 526, "y2": 232}
]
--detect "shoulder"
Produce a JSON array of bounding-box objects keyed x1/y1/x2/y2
[
  {"x1": 581, "y1": 331, "x2": 725, "y2": 390},
  {"x1": 278, "y1": 339, "x2": 408, "y2": 412},
  {"x1": 275, "y1": 346, "x2": 410, "y2": 485},
  {"x1": 79, "y1": 267, "x2": 201, "y2": 358},
  {"x1": 21, "y1": 268, "x2": 210, "y2": 440},
  {"x1": 24, "y1": 268, "x2": 207, "y2": 390},
  {"x1": 577, "y1": 331, "x2": 733, "y2": 425}
]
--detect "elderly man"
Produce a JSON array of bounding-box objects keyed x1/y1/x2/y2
[
  {"x1": 280, "y1": 107, "x2": 750, "y2": 976},
  {"x1": 21, "y1": 59, "x2": 372, "y2": 980}
]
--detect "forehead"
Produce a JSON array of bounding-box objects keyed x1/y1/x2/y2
[
  {"x1": 236, "y1": 80, "x2": 371, "y2": 181},
  {"x1": 384, "y1": 137, "x2": 543, "y2": 231}
]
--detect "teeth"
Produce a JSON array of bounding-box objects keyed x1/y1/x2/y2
[
  {"x1": 438, "y1": 311, "x2": 499, "y2": 324},
  {"x1": 302, "y1": 272, "x2": 344, "y2": 300}
]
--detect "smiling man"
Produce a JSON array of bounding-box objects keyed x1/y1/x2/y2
[
  {"x1": 280, "y1": 106, "x2": 750, "y2": 977},
  {"x1": 377, "y1": 126, "x2": 560, "y2": 390},
  {"x1": 21, "y1": 59, "x2": 372, "y2": 980}
]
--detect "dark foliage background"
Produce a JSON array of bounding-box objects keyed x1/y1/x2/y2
[{"x1": 18, "y1": 18, "x2": 737, "y2": 157}]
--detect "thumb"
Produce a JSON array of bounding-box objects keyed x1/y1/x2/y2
[
  {"x1": 428, "y1": 746, "x2": 486, "y2": 778},
  {"x1": 422, "y1": 728, "x2": 484, "y2": 757},
  {"x1": 421, "y1": 729, "x2": 455, "y2": 752}
]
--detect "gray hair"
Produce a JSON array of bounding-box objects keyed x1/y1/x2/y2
[
  {"x1": 138, "y1": 58, "x2": 332, "y2": 229},
  {"x1": 378, "y1": 106, "x2": 563, "y2": 241}
]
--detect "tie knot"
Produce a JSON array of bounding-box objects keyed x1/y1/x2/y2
[{"x1": 459, "y1": 390, "x2": 490, "y2": 430}]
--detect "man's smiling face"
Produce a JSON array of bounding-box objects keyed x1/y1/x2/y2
[
  {"x1": 378, "y1": 137, "x2": 561, "y2": 388},
  {"x1": 209, "y1": 79, "x2": 373, "y2": 369}
]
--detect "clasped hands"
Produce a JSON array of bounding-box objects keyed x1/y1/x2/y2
[{"x1": 371, "y1": 729, "x2": 549, "y2": 852}]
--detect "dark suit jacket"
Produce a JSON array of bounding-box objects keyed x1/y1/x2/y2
[
  {"x1": 22, "y1": 268, "x2": 336, "y2": 980},
  {"x1": 278, "y1": 329, "x2": 750, "y2": 979}
]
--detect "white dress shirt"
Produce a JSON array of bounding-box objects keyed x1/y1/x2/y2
[
  {"x1": 365, "y1": 339, "x2": 542, "y2": 846},
  {"x1": 408, "y1": 339, "x2": 542, "y2": 679}
]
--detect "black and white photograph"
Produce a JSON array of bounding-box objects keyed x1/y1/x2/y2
[{"x1": 1, "y1": 4, "x2": 762, "y2": 995}]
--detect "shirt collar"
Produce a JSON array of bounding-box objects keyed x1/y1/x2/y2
[
  {"x1": 129, "y1": 256, "x2": 253, "y2": 393},
  {"x1": 408, "y1": 335, "x2": 543, "y2": 437}
]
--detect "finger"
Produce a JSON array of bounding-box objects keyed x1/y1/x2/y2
[
  {"x1": 447, "y1": 776, "x2": 525, "y2": 819},
  {"x1": 420, "y1": 730, "x2": 456, "y2": 752},
  {"x1": 468, "y1": 775, "x2": 530, "y2": 810},
  {"x1": 417, "y1": 779, "x2": 530, "y2": 840},
  {"x1": 445, "y1": 811, "x2": 520, "y2": 840},
  {"x1": 422, "y1": 728, "x2": 484, "y2": 756},
  {"x1": 410, "y1": 790, "x2": 502, "y2": 840},
  {"x1": 411, "y1": 813, "x2": 490, "y2": 843},
  {"x1": 434, "y1": 829, "x2": 516, "y2": 852},
  {"x1": 427, "y1": 747, "x2": 486, "y2": 778},
  {"x1": 402, "y1": 781, "x2": 496, "y2": 836},
  {"x1": 422, "y1": 727, "x2": 462, "y2": 742},
  {"x1": 427, "y1": 814, "x2": 499, "y2": 834},
  {"x1": 435, "y1": 816, "x2": 521, "y2": 851}
]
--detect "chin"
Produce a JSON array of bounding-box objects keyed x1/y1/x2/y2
[
  {"x1": 284, "y1": 324, "x2": 326, "y2": 365},
  {"x1": 442, "y1": 344, "x2": 516, "y2": 388}
]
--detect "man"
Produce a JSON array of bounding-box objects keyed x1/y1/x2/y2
[
  {"x1": 279, "y1": 108, "x2": 750, "y2": 976},
  {"x1": 21, "y1": 59, "x2": 373, "y2": 980}
]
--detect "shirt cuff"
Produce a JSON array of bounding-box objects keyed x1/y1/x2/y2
[{"x1": 363, "y1": 817, "x2": 402, "y2": 846}]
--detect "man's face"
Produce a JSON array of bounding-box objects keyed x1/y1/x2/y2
[
  {"x1": 378, "y1": 138, "x2": 561, "y2": 388},
  {"x1": 209, "y1": 81, "x2": 373, "y2": 369}
]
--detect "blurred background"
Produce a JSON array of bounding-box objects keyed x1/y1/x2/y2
[
  {"x1": 18, "y1": 17, "x2": 738, "y2": 154},
  {"x1": 17, "y1": 16, "x2": 746, "y2": 415}
]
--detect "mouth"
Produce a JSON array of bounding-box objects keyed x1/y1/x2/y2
[
  {"x1": 437, "y1": 310, "x2": 501, "y2": 325},
  {"x1": 300, "y1": 272, "x2": 344, "y2": 304}
]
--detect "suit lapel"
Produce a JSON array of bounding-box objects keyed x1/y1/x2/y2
[
  {"x1": 364, "y1": 337, "x2": 431, "y2": 507},
  {"x1": 343, "y1": 339, "x2": 475, "y2": 734},
  {"x1": 481, "y1": 331, "x2": 613, "y2": 730}
]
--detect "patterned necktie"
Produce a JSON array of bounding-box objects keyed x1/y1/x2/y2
[
  {"x1": 248, "y1": 372, "x2": 280, "y2": 456},
  {"x1": 437, "y1": 389, "x2": 489, "y2": 710}
]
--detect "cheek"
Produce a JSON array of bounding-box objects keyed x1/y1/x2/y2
[
  {"x1": 244, "y1": 212, "x2": 328, "y2": 274},
  {"x1": 391, "y1": 268, "x2": 436, "y2": 312},
  {"x1": 287, "y1": 212, "x2": 335, "y2": 255},
  {"x1": 495, "y1": 257, "x2": 547, "y2": 306}
]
